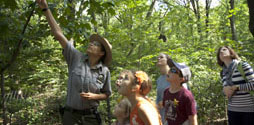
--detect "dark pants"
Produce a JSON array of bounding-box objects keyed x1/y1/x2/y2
[
  {"x1": 228, "y1": 110, "x2": 254, "y2": 125},
  {"x1": 62, "y1": 108, "x2": 101, "y2": 125}
]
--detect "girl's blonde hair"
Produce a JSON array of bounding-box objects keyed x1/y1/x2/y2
[
  {"x1": 120, "y1": 70, "x2": 162, "y2": 124},
  {"x1": 122, "y1": 70, "x2": 152, "y2": 96}
]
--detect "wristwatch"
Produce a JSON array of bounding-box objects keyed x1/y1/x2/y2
[{"x1": 42, "y1": 8, "x2": 48, "y2": 12}]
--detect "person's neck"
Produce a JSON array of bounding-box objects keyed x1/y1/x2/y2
[
  {"x1": 223, "y1": 58, "x2": 233, "y2": 67},
  {"x1": 159, "y1": 65, "x2": 169, "y2": 75},
  {"x1": 169, "y1": 84, "x2": 182, "y2": 93},
  {"x1": 88, "y1": 56, "x2": 100, "y2": 67},
  {"x1": 127, "y1": 94, "x2": 143, "y2": 108}
]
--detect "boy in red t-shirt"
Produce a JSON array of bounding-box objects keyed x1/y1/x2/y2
[{"x1": 163, "y1": 59, "x2": 198, "y2": 125}]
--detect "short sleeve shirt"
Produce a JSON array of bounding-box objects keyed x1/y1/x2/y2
[
  {"x1": 156, "y1": 75, "x2": 170, "y2": 104},
  {"x1": 156, "y1": 75, "x2": 170, "y2": 122},
  {"x1": 130, "y1": 101, "x2": 145, "y2": 125},
  {"x1": 163, "y1": 88, "x2": 196, "y2": 125},
  {"x1": 130, "y1": 100, "x2": 162, "y2": 125},
  {"x1": 63, "y1": 42, "x2": 112, "y2": 110}
]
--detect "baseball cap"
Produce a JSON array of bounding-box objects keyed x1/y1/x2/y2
[{"x1": 167, "y1": 59, "x2": 191, "y2": 82}]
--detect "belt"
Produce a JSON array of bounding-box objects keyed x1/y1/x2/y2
[{"x1": 64, "y1": 106, "x2": 97, "y2": 115}]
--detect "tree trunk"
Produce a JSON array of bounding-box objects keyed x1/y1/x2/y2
[
  {"x1": 1, "y1": 72, "x2": 7, "y2": 125},
  {"x1": 156, "y1": 1, "x2": 167, "y2": 42},
  {"x1": 205, "y1": 0, "x2": 212, "y2": 38},
  {"x1": 158, "y1": 21, "x2": 167, "y2": 42},
  {"x1": 91, "y1": 12, "x2": 98, "y2": 33},
  {"x1": 146, "y1": 0, "x2": 156, "y2": 19},
  {"x1": 1, "y1": 3, "x2": 35, "y2": 73},
  {"x1": 229, "y1": 0, "x2": 238, "y2": 41},
  {"x1": 196, "y1": 1, "x2": 201, "y2": 33},
  {"x1": 67, "y1": 0, "x2": 77, "y2": 47},
  {"x1": 102, "y1": 13, "x2": 109, "y2": 36},
  {"x1": 126, "y1": 13, "x2": 134, "y2": 58},
  {"x1": 247, "y1": 0, "x2": 254, "y2": 37},
  {"x1": 190, "y1": 0, "x2": 202, "y2": 40},
  {"x1": 0, "y1": 3, "x2": 35, "y2": 124},
  {"x1": 142, "y1": 0, "x2": 157, "y2": 30}
]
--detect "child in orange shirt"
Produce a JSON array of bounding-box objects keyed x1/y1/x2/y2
[{"x1": 115, "y1": 70, "x2": 162, "y2": 125}]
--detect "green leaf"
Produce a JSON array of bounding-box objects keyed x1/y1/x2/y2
[
  {"x1": 108, "y1": 8, "x2": 116, "y2": 15},
  {"x1": 1, "y1": 0, "x2": 17, "y2": 10},
  {"x1": 91, "y1": 19, "x2": 97, "y2": 26}
]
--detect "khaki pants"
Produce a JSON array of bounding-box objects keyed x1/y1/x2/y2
[{"x1": 62, "y1": 110, "x2": 101, "y2": 125}]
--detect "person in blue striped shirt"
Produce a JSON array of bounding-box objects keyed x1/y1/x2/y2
[{"x1": 217, "y1": 46, "x2": 254, "y2": 125}]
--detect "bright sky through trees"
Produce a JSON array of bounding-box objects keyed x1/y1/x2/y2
[
  {"x1": 200, "y1": 0, "x2": 220, "y2": 8},
  {"x1": 155, "y1": 0, "x2": 220, "y2": 12}
]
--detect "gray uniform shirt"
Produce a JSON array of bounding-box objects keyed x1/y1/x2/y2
[{"x1": 63, "y1": 42, "x2": 111, "y2": 110}]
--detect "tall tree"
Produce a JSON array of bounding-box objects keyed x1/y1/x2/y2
[
  {"x1": 0, "y1": 2, "x2": 35, "y2": 124},
  {"x1": 146, "y1": 0, "x2": 156, "y2": 19},
  {"x1": 205, "y1": 0, "x2": 212, "y2": 38},
  {"x1": 247, "y1": 0, "x2": 254, "y2": 37},
  {"x1": 190, "y1": 0, "x2": 202, "y2": 40},
  {"x1": 229, "y1": 0, "x2": 238, "y2": 41}
]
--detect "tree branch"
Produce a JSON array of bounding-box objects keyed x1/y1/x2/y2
[
  {"x1": 1, "y1": 2, "x2": 36, "y2": 73},
  {"x1": 247, "y1": 0, "x2": 254, "y2": 37},
  {"x1": 146, "y1": 0, "x2": 156, "y2": 19}
]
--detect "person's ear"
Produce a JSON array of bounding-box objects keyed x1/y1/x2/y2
[
  {"x1": 131, "y1": 84, "x2": 140, "y2": 92},
  {"x1": 179, "y1": 77, "x2": 185, "y2": 82}
]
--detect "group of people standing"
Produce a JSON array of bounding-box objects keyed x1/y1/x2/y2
[{"x1": 36, "y1": 0, "x2": 254, "y2": 125}]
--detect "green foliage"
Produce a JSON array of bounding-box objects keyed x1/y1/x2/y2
[
  {"x1": 8, "y1": 85, "x2": 65, "y2": 125},
  {"x1": 1, "y1": 0, "x2": 254, "y2": 124},
  {"x1": 0, "y1": 0, "x2": 17, "y2": 11}
]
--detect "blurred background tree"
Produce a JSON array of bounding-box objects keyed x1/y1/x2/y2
[{"x1": 1, "y1": 0, "x2": 254, "y2": 124}]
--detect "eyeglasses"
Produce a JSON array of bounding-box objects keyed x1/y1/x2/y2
[
  {"x1": 169, "y1": 68, "x2": 179, "y2": 74},
  {"x1": 158, "y1": 56, "x2": 163, "y2": 59},
  {"x1": 89, "y1": 41, "x2": 102, "y2": 47}
]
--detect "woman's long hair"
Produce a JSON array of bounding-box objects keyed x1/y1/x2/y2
[{"x1": 216, "y1": 46, "x2": 240, "y2": 67}]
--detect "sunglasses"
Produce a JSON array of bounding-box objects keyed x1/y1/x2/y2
[
  {"x1": 169, "y1": 68, "x2": 179, "y2": 74},
  {"x1": 89, "y1": 41, "x2": 102, "y2": 47},
  {"x1": 157, "y1": 56, "x2": 165, "y2": 59}
]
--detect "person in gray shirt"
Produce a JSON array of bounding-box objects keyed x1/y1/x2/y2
[{"x1": 36, "y1": 0, "x2": 112, "y2": 125}]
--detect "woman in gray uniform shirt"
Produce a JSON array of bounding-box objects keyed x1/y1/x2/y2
[{"x1": 36, "y1": 0, "x2": 112, "y2": 125}]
